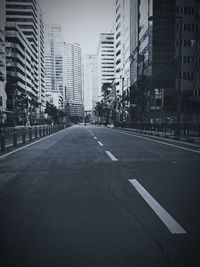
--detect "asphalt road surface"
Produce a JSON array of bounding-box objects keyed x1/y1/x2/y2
[{"x1": 0, "y1": 124, "x2": 200, "y2": 267}]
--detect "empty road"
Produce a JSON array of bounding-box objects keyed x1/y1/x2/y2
[{"x1": 0, "y1": 124, "x2": 200, "y2": 267}]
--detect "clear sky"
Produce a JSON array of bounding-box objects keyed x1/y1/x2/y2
[{"x1": 38, "y1": 0, "x2": 115, "y2": 56}]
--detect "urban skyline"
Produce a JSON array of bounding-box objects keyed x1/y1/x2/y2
[
  {"x1": 38, "y1": 0, "x2": 115, "y2": 56},
  {"x1": 0, "y1": 0, "x2": 200, "y2": 125}
]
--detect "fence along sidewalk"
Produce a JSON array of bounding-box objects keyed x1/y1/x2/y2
[{"x1": 0, "y1": 124, "x2": 67, "y2": 153}]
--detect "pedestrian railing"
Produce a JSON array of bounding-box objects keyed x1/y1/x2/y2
[
  {"x1": 114, "y1": 122, "x2": 200, "y2": 140},
  {"x1": 0, "y1": 124, "x2": 69, "y2": 153}
]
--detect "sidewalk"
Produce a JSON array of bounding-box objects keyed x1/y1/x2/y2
[{"x1": 110, "y1": 125, "x2": 200, "y2": 145}]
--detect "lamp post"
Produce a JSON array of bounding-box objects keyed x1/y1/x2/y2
[
  {"x1": 148, "y1": 15, "x2": 182, "y2": 130},
  {"x1": 112, "y1": 77, "x2": 124, "y2": 124}
]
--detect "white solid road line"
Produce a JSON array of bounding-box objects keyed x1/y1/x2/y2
[
  {"x1": 0, "y1": 129, "x2": 66, "y2": 160},
  {"x1": 105, "y1": 151, "x2": 118, "y2": 161},
  {"x1": 98, "y1": 141, "x2": 104, "y2": 146},
  {"x1": 118, "y1": 131, "x2": 200, "y2": 154},
  {"x1": 129, "y1": 179, "x2": 186, "y2": 234}
]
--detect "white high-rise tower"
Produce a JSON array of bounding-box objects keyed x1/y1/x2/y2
[
  {"x1": 44, "y1": 24, "x2": 64, "y2": 100},
  {"x1": 64, "y1": 43, "x2": 83, "y2": 118},
  {"x1": 83, "y1": 54, "x2": 98, "y2": 112},
  {"x1": 97, "y1": 33, "x2": 115, "y2": 98}
]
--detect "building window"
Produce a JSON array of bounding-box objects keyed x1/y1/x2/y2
[
  {"x1": 193, "y1": 89, "x2": 199, "y2": 96},
  {"x1": 181, "y1": 71, "x2": 194, "y2": 79},
  {"x1": 181, "y1": 56, "x2": 194, "y2": 63}
]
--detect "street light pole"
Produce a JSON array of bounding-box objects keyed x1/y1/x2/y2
[
  {"x1": 112, "y1": 77, "x2": 124, "y2": 124},
  {"x1": 176, "y1": 16, "x2": 182, "y2": 126},
  {"x1": 12, "y1": 93, "x2": 15, "y2": 127}
]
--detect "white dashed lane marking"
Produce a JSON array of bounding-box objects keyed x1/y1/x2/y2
[
  {"x1": 98, "y1": 141, "x2": 104, "y2": 146},
  {"x1": 105, "y1": 151, "x2": 118, "y2": 161},
  {"x1": 129, "y1": 179, "x2": 187, "y2": 234}
]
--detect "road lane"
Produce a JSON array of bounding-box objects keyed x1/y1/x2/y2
[
  {"x1": 0, "y1": 125, "x2": 171, "y2": 267},
  {"x1": 87, "y1": 125, "x2": 200, "y2": 266}
]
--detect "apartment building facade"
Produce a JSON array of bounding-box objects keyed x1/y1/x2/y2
[{"x1": 5, "y1": 0, "x2": 45, "y2": 125}]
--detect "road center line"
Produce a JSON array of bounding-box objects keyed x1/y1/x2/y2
[
  {"x1": 117, "y1": 131, "x2": 200, "y2": 154},
  {"x1": 98, "y1": 141, "x2": 104, "y2": 146},
  {"x1": 129, "y1": 179, "x2": 187, "y2": 234},
  {"x1": 105, "y1": 151, "x2": 118, "y2": 161},
  {"x1": 94, "y1": 137, "x2": 97, "y2": 140}
]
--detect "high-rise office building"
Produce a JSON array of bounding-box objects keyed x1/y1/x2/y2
[
  {"x1": 5, "y1": 0, "x2": 45, "y2": 124},
  {"x1": 114, "y1": 0, "x2": 130, "y2": 96},
  {"x1": 97, "y1": 33, "x2": 115, "y2": 98},
  {"x1": 114, "y1": 0, "x2": 131, "y2": 122},
  {"x1": 0, "y1": 0, "x2": 7, "y2": 124},
  {"x1": 83, "y1": 54, "x2": 98, "y2": 112},
  {"x1": 64, "y1": 42, "x2": 83, "y2": 118},
  {"x1": 44, "y1": 24, "x2": 64, "y2": 100},
  {"x1": 129, "y1": 0, "x2": 200, "y2": 122},
  {"x1": 129, "y1": 0, "x2": 176, "y2": 122},
  {"x1": 176, "y1": 0, "x2": 200, "y2": 121}
]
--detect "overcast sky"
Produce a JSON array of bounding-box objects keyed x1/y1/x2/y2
[{"x1": 38, "y1": 0, "x2": 115, "y2": 56}]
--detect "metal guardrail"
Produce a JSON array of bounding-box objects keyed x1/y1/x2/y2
[
  {"x1": 0, "y1": 124, "x2": 69, "y2": 153},
  {"x1": 114, "y1": 122, "x2": 200, "y2": 139}
]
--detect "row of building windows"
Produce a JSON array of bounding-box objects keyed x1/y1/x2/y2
[
  {"x1": 181, "y1": 56, "x2": 194, "y2": 64},
  {"x1": 181, "y1": 71, "x2": 194, "y2": 79},
  {"x1": 176, "y1": 6, "x2": 195, "y2": 15},
  {"x1": 101, "y1": 54, "x2": 114, "y2": 57},
  {"x1": 101, "y1": 62, "x2": 114, "y2": 65},
  {"x1": 102, "y1": 74, "x2": 114, "y2": 77},
  {"x1": 176, "y1": 39, "x2": 196, "y2": 48},
  {"x1": 102, "y1": 50, "x2": 114, "y2": 53},
  {"x1": 176, "y1": 23, "x2": 199, "y2": 33},
  {"x1": 101, "y1": 41, "x2": 114, "y2": 44}
]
